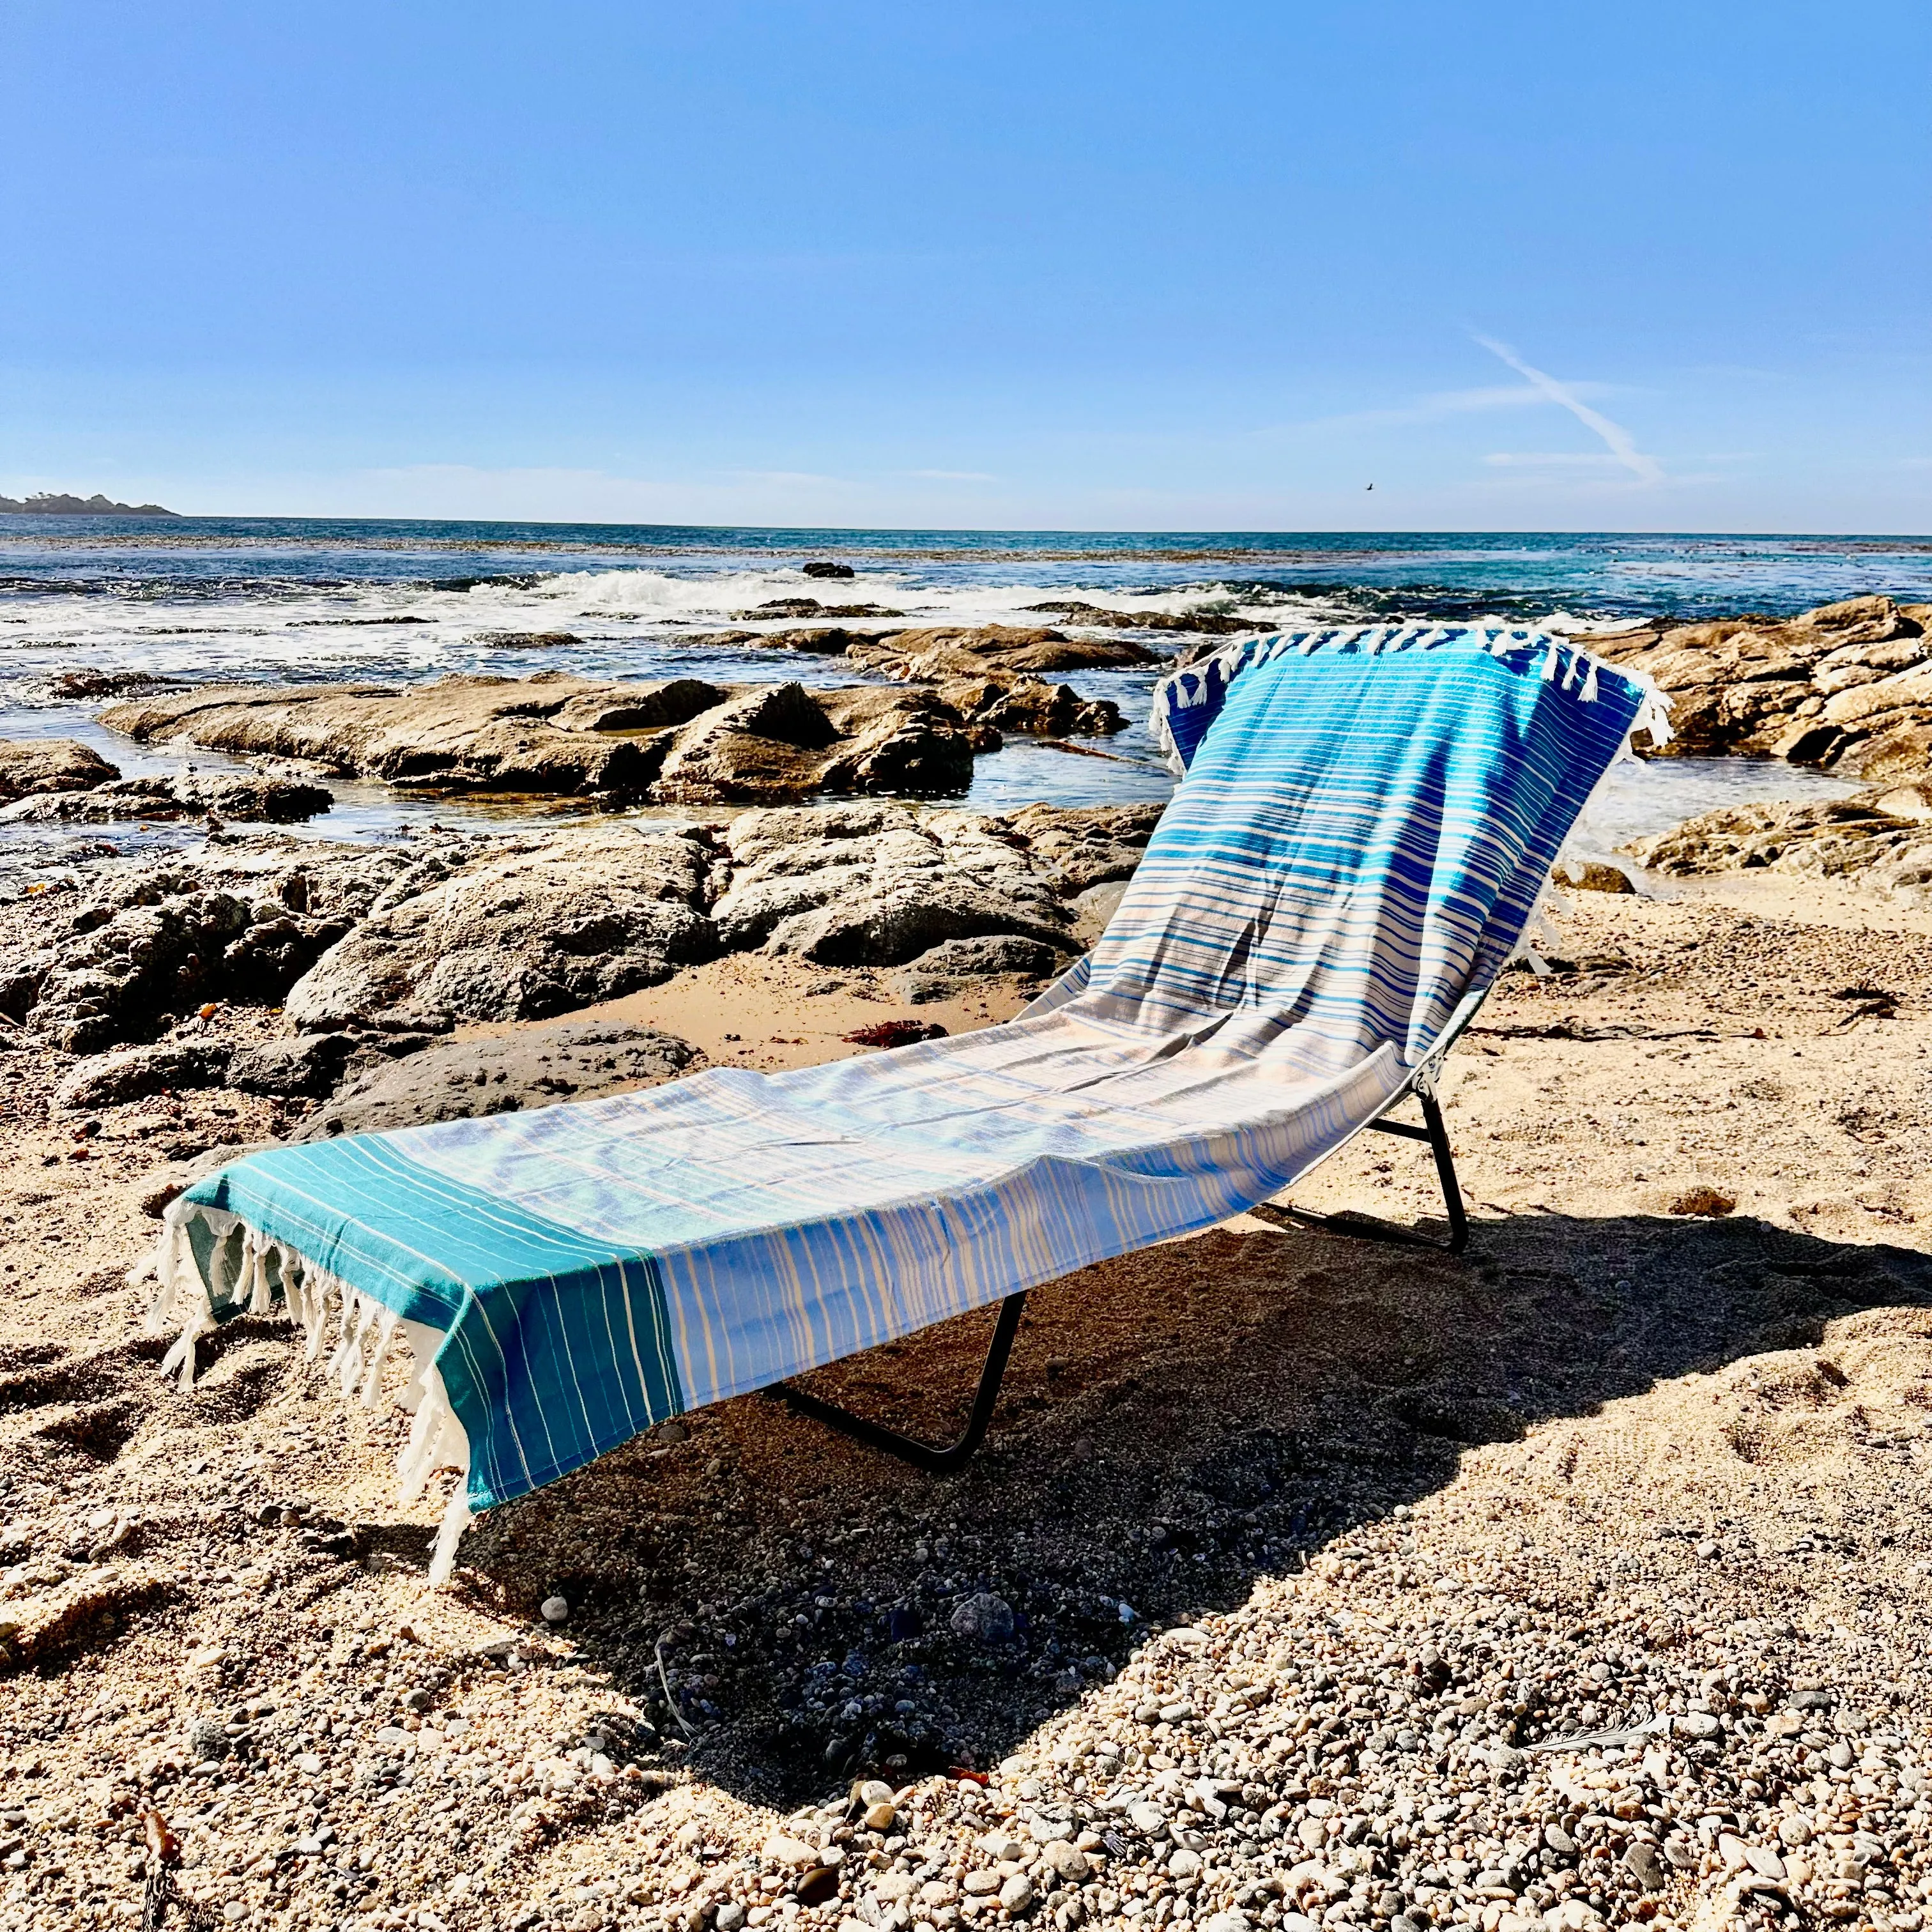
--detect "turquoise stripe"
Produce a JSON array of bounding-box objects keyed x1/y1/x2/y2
[{"x1": 183, "y1": 1140, "x2": 686, "y2": 1508}]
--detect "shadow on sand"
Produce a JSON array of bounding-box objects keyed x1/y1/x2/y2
[{"x1": 379, "y1": 1200, "x2": 1930, "y2": 1807}]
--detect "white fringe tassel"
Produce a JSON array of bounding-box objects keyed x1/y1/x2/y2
[{"x1": 142, "y1": 1201, "x2": 475, "y2": 1586}]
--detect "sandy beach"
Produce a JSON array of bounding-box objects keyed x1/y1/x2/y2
[{"x1": 1, "y1": 845, "x2": 1929, "y2": 1932}]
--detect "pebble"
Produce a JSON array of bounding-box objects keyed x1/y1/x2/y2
[
  {"x1": 947, "y1": 1591, "x2": 1015, "y2": 1644},
  {"x1": 540, "y1": 1595, "x2": 571, "y2": 1623},
  {"x1": 187, "y1": 1717, "x2": 227, "y2": 1761},
  {"x1": 997, "y1": 1873, "x2": 1035, "y2": 1912}
]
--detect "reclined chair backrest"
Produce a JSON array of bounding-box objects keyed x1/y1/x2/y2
[{"x1": 1062, "y1": 625, "x2": 1652, "y2": 1070}]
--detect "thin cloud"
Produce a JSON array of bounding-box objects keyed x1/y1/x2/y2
[
  {"x1": 1473, "y1": 335, "x2": 1664, "y2": 485},
  {"x1": 1483, "y1": 452, "x2": 1627, "y2": 469}
]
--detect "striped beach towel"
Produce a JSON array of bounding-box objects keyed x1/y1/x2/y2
[{"x1": 142, "y1": 624, "x2": 1664, "y2": 1579}]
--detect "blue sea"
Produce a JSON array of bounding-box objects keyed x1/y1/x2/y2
[{"x1": 3, "y1": 517, "x2": 1924, "y2": 882}]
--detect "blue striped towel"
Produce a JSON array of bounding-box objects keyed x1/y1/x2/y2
[{"x1": 143, "y1": 624, "x2": 1660, "y2": 1579}]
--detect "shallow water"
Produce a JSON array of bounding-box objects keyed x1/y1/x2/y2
[{"x1": 0, "y1": 517, "x2": 1911, "y2": 887}]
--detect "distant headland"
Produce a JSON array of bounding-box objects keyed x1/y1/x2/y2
[{"x1": 0, "y1": 491, "x2": 179, "y2": 516}]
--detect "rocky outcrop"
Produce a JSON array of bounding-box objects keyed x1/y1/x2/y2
[
  {"x1": 99, "y1": 671, "x2": 993, "y2": 802},
  {"x1": 1023, "y1": 602, "x2": 1256, "y2": 636},
  {"x1": 732, "y1": 599, "x2": 904, "y2": 621},
  {"x1": 0, "y1": 492, "x2": 178, "y2": 516},
  {"x1": 992, "y1": 801, "x2": 1167, "y2": 894},
  {"x1": 98, "y1": 674, "x2": 728, "y2": 799},
  {"x1": 850, "y1": 625, "x2": 1160, "y2": 676},
  {"x1": 844, "y1": 630, "x2": 1132, "y2": 740},
  {"x1": 282, "y1": 825, "x2": 723, "y2": 1032},
  {"x1": 0, "y1": 738, "x2": 120, "y2": 801},
  {"x1": 0, "y1": 772, "x2": 332, "y2": 825},
  {"x1": 289, "y1": 1019, "x2": 696, "y2": 1140},
  {"x1": 1595, "y1": 596, "x2": 1932, "y2": 779},
  {"x1": 651, "y1": 683, "x2": 976, "y2": 802},
  {"x1": 892, "y1": 933, "x2": 1063, "y2": 1004},
  {"x1": 53, "y1": 1040, "x2": 234, "y2": 1112},
  {"x1": 711, "y1": 805, "x2": 1077, "y2": 967},
  {"x1": 1628, "y1": 782, "x2": 1932, "y2": 907},
  {"x1": 1, "y1": 835, "x2": 473, "y2": 1051}
]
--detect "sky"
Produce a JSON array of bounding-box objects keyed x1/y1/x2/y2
[{"x1": 1, "y1": 0, "x2": 1928, "y2": 532}]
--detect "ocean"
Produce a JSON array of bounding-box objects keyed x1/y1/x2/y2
[{"x1": 4, "y1": 517, "x2": 1924, "y2": 884}]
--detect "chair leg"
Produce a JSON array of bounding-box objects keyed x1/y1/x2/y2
[
  {"x1": 1272, "y1": 1090, "x2": 1471, "y2": 1255},
  {"x1": 774, "y1": 1291, "x2": 1030, "y2": 1473}
]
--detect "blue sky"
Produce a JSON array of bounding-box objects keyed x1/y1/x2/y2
[{"x1": 2, "y1": 0, "x2": 1927, "y2": 531}]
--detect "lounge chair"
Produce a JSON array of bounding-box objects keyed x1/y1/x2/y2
[{"x1": 141, "y1": 624, "x2": 1668, "y2": 1582}]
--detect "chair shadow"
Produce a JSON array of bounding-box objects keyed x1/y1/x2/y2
[{"x1": 444, "y1": 1202, "x2": 1932, "y2": 1808}]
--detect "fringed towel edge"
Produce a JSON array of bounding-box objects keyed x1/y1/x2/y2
[{"x1": 144, "y1": 1200, "x2": 474, "y2": 1584}]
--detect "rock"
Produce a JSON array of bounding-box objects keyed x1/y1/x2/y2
[
  {"x1": 843, "y1": 631, "x2": 1131, "y2": 737},
  {"x1": 652, "y1": 682, "x2": 976, "y2": 802},
  {"x1": 962, "y1": 1871, "x2": 1002, "y2": 1896},
  {"x1": 226, "y1": 1029, "x2": 428, "y2": 1101},
  {"x1": 471, "y1": 631, "x2": 581, "y2": 648},
  {"x1": 948, "y1": 1592, "x2": 1016, "y2": 1644},
  {"x1": 802, "y1": 560, "x2": 855, "y2": 579},
  {"x1": 1828, "y1": 1740, "x2": 1855, "y2": 1769},
  {"x1": 1040, "y1": 1841, "x2": 1089, "y2": 1882},
  {"x1": 540, "y1": 1597, "x2": 570, "y2": 1624},
  {"x1": 100, "y1": 675, "x2": 749, "y2": 799},
  {"x1": 893, "y1": 932, "x2": 1063, "y2": 1002},
  {"x1": 1199, "y1": 1913, "x2": 1250, "y2": 1932},
  {"x1": 1024, "y1": 601, "x2": 1255, "y2": 636},
  {"x1": 715, "y1": 1906, "x2": 746, "y2": 1931},
  {"x1": 289, "y1": 1019, "x2": 695, "y2": 1140},
  {"x1": 1622, "y1": 1842, "x2": 1664, "y2": 1889},
  {"x1": 187, "y1": 1717, "x2": 228, "y2": 1761},
  {"x1": 293, "y1": 1752, "x2": 325, "y2": 1777},
  {"x1": 862, "y1": 1801, "x2": 896, "y2": 1832},
  {"x1": 1668, "y1": 1186, "x2": 1736, "y2": 1218},
  {"x1": 1551, "y1": 859, "x2": 1635, "y2": 894},
  {"x1": 0, "y1": 772, "x2": 332, "y2": 825},
  {"x1": 1674, "y1": 1712, "x2": 1722, "y2": 1740},
  {"x1": 1544, "y1": 1824, "x2": 1577, "y2": 1856},
  {"x1": 3, "y1": 836, "x2": 459, "y2": 1050},
  {"x1": 997, "y1": 1874, "x2": 1036, "y2": 1913},
  {"x1": 1595, "y1": 595, "x2": 1932, "y2": 777},
  {"x1": 712, "y1": 805, "x2": 1074, "y2": 967},
  {"x1": 995, "y1": 801, "x2": 1165, "y2": 894},
  {"x1": 1127, "y1": 1802, "x2": 1169, "y2": 1836},
  {"x1": 54, "y1": 1041, "x2": 233, "y2": 1110},
  {"x1": 283, "y1": 825, "x2": 721, "y2": 1032},
  {"x1": 1627, "y1": 788, "x2": 1932, "y2": 907},
  {"x1": 0, "y1": 737, "x2": 119, "y2": 801},
  {"x1": 852, "y1": 624, "x2": 1161, "y2": 675}
]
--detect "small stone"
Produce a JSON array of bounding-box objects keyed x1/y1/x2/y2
[
  {"x1": 1777, "y1": 1819, "x2": 1813, "y2": 1848},
  {"x1": 1157, "y1": 1703, "x2": 1196, "y2": 1726},
  {"x1": 1668, "y1": 1185, "x2": 1736, "y2": 1218},
  {"x1": 188, "y1": 1718, "x2": 228, "y2": 1762},
  {"x1": 1168, "y1": 1849, "x2": 1202, "y2": 1880},
  {"x1": 1828, "y1": 1740, "x2": 1855, "y2": 1769},
  {"x1": 1544, "y1": 1825, "x2": 1577, "y2": 1857},
  {"x1": 1695, "y1": 1540, "x2": 1721, "y2": 1560},
  {"x1": 948, "y1": 1592, "x2": 1015, "y2": 1644},
  {"x1": 540, "y1": 1596, "x2": 570, "y2": 1624},
  {"x1": 293, "y1": 1753, "x2": 325, "y2": 1776},
  {"x1": 1281, "y1": 1917, "x2": 1323, "y2": 1932},
  {"x1": 863, "y1": 1802, "x2": 896, "y2": 1832},
  {"x1": 1674, "y1": 1712, "x2": 1722, "y2": 1740},
  {"x1": 1128, "y1": 1801, "x2": 1169, "y2": 1835},
  {"x1": 1200, "y1": 1913, "x2": 1250, "y2": 1932},
  {"x1": 998, "y1": 1874, "x2": 1035, "y2": 1913},
  {"x1": 1623, "y1": 1843, "x2": 1664, "y2": 1889},
  {"x1": 963, "y1": 1871, "x2": 1002, "y2": 1896},
  {"x1": 1745, "y1": 1845, "x2": 1787, "y2": 1881},
  {"x1": 763, "y1": 1834, "x2": 818, "y2": 1869},
  {"x1": 1040, "y1": 1842, "x2": 1089, "y2": 1883},
  {"x1": 716, "y1": 1906, "x2": 746, "y2": 1931},
  {"x1": 223, "y1": 1906, "x2": 247, "y2": 1924}
]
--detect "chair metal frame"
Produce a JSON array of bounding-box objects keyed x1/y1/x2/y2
[{"x1": 775, "y1": 985, "x2": 1492, "y2": 1470}]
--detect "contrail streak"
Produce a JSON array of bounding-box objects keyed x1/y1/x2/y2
[{"x1": 1473, "y1": 335, "x2": 1662, "y2": 485}]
